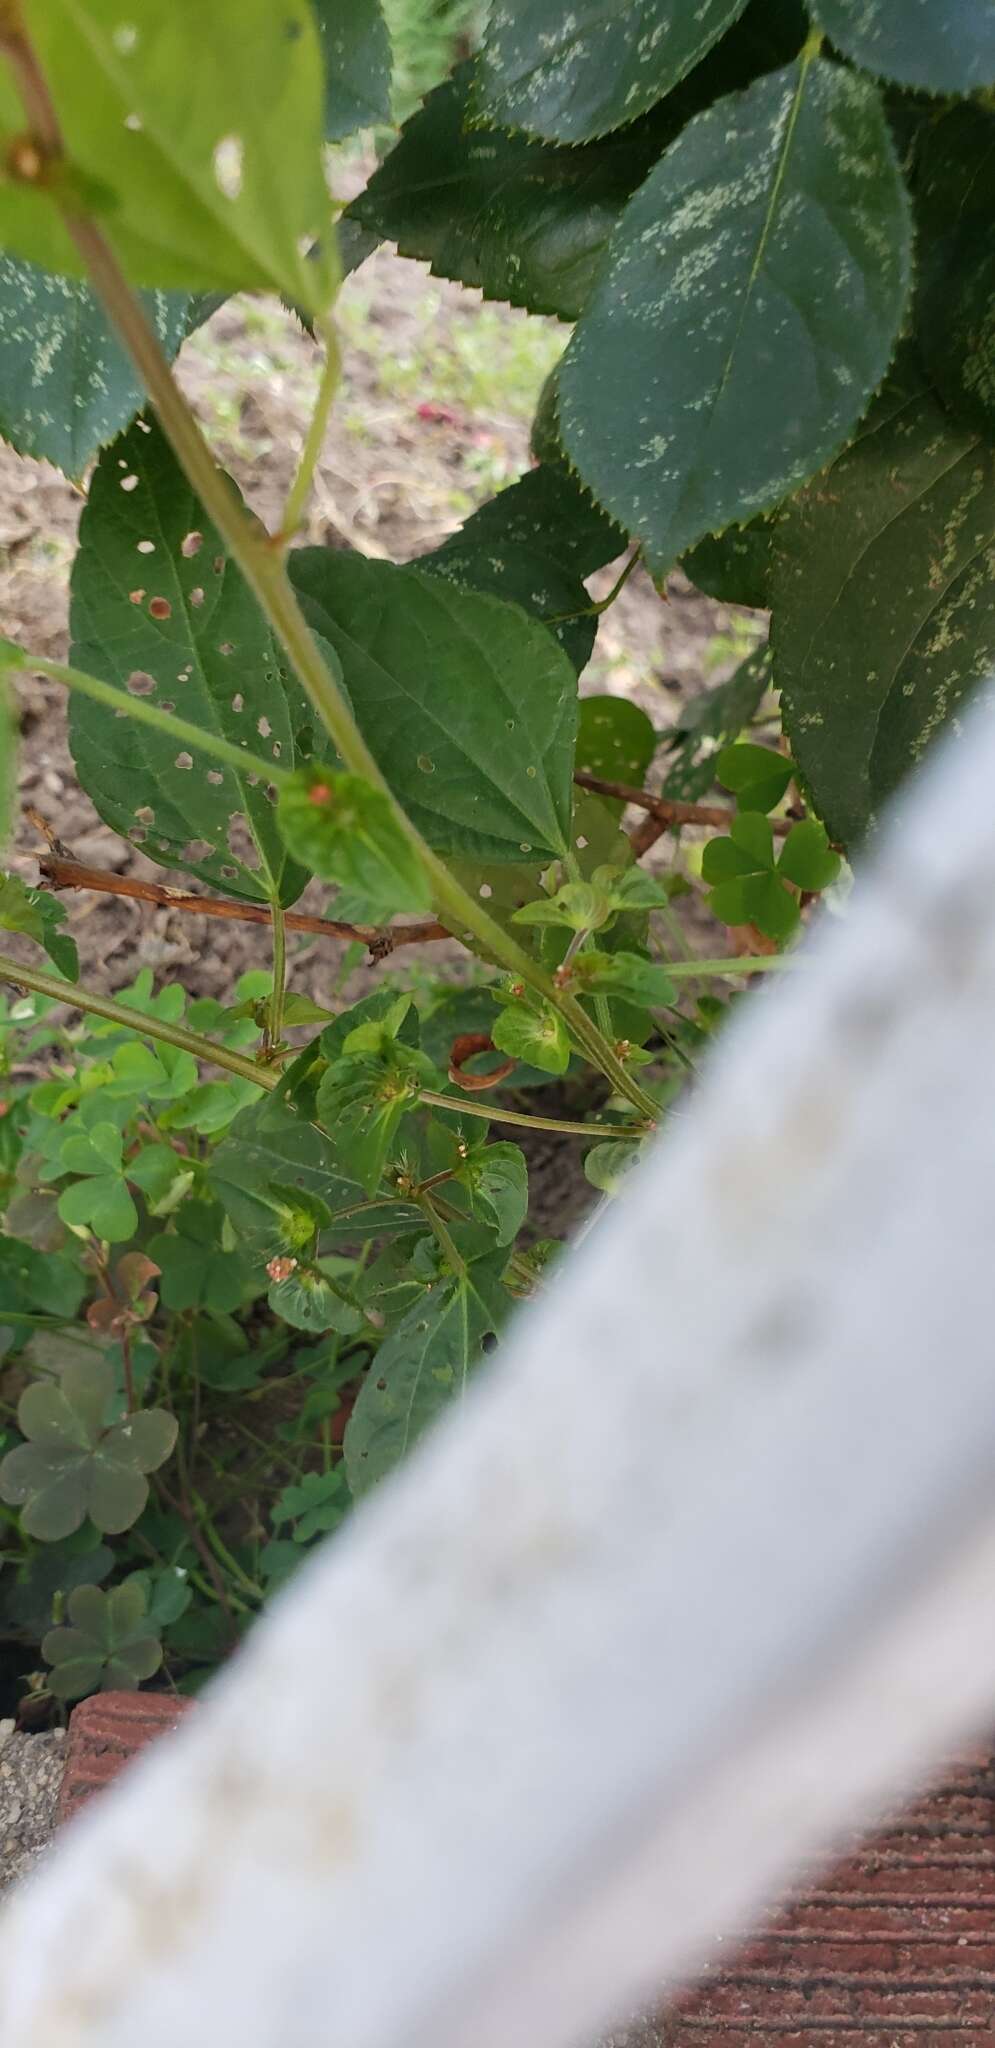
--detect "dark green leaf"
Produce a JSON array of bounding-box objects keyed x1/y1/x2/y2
[
  {"x1": 147, "y1": 1219, "x2": 251, "y2": 1313},
  {"x1": 683, "y1": 513, "x2": 776, "y2": 609},
  {"x1": 455, "y1": 1142, "x2": 528, "y2": 1246},
  {"x1": 344, "y1": 1256, "x2": 511, "y2": 1494},
  {"x1": 777, "y1": 819, "x2": 841, "y2": 892},
  {"x1": 315, "y1": 1038, "x2": 434, "y2": 1195},
  {"x1": 70, "y1": 416, "x2": 331, "y2": 904},
  {"x1": 58, "y1": 1173, "x2": 137, "y2": 1245},
  {"x1": 277, "y1": 767, "x2": 431, "y2": 919},
  {"x1": 0, "y1": 872, "x2": 78, "y2": 981},
  {"x1": 313, "y1": 0, "x2": 391, "y2": 139},
  {"x1": 0, "y1": 1355, "x2": 176, "y2": 1540},
  {"x1": 209, "y1": 1093, "x2": 376, "y2": 1255},
  {"x1": 709, "y1": 871, "x2": 799, "y2": 940},
  {"x1": 288, "y1": 552, "x2": 578, "y2": 863},
  {"x1": 774, "y1": 370, "x2": 995, "y2": 848},
  {"x1": 0, "y1": 1234, "x2": 86, "y2": 1320},
  {"x1": 0, "y1": 1, "x2": 336, "y2": 310},
  {"x1": 661, "y1": 644, "x2": 772, "y2": 801},
  {"x1": 415, "y1": 531, "x2": 596, "y2": 676},
  {"x1": 418, "y1": 986, "x2": 555, "y2": 1090},
  {"x1": 560, "y1": 56, "x2": 911, "y2": 573},
  {"x1": 815, "y1": 0, "x2": 995, "y2": 94},
  {"x1": 576, "y1": 697, "x2": 658, "y2": 808},
  {"x1": 916, "y1": 106, "x2": 995, "y2": 440},
  {"x1": 42, "y1": 1580, "x2": 162, "y2": 1702},
  {"x1": 4, "y1": 1535, "x2": 114, "y2": 1636},
  {"x1": 272, "y1": 1466, "x2": 348, "y2": 1542},
  {"x1": 474, "y1": 0, "x2": 751, "y2": 144}
]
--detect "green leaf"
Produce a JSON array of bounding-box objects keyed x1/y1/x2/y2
[
  {"x1": 716, "y1": 743, "x2": 793, "y2": 815},
  {"x1": 58, "y1": 1173, "x2": 137, "y2": 1244},
  {"x1": 272, "y1": 1466, "x2": 348, "y2": 1542},
  {"x1": 277, "y1": 767, "x2": 431, "y2": 921},
  {"x1": 130, "y1": 1566, "x2": 192, "y2": 1630},
  {"x1": 349, "y1": 63, "x2": 686, "y2": 322},
  {"x1": 69, "y1": 415, "x2": 330, "y2": 905},
  {"x1": 0, "y1": 0, "x2": 336, "y2": 310},
  {"x1": 576, "y1": 698, "x2": 658, "y2": 810},
  {"x1": 474, "y1": 0, "x2": 751, "y2": 144},
  {"x1": 315, "y1": 1039, "x2": 434, "y2": 1195},
  {"x1": 288, "y1": 552, "x2": 578, "y2": 864},
  {"x1": 0, "y1": 265, "x2": 200, "y2": 477},
  {"x1": 42, "y1": 1580, "x2": 162, "y2": 1703},
  {"x1": 774, "y1": 367, "x2": 995, "y2": 849},
  {"x1": 0, "y1": 871, "x2": 78, "y2": 980},
  {"x1": 683, "y1": 514, "x2": 775, "y2": 609},
  {"x1": 0, "y1": 1355, "x2": 176, "y2": 1540},
  {"x1": 584, "y1": 1138, "x2": 643, "y2": 1195},
  {"x1": 916, "y1": 106, "x2": 995, "y2": 440},
  {"x1": 512, "y1": 881, "x2": 612, "y2": 933},
  {"x1": 4, "y1": 1534, "x2": 113, "y2": 1636},
  {"x1": 709, "y1": 871, "x2": 799, "y2": 941},
  {"x1": 344, "y1": 1256, "x2": 511, "y2": 1495},
  {"x1": 455, "y1": 1141, "x2": 528, "y2": 1247},
  {"x1": 814, "y1": 0, "x2": 995, "y2": 94},
  {"x1": 777, "y1": 819, "x2": 840, "y2": 893},
  {"x1": 661, "y1": 644, "x2": 772, "y2": 801},
  {"x1": 0, "y1": 1233, "x2": 86, "y2": 1319},
  {"x1": 492, "y1": 999, "x2": 570, "y2": 1076},
  {"x1": 313, "y1": 0, "x2": 391, "y2": 139},
  {"x1": 148, "y1": 1211, "x2": 251, "y2": 1312},
  {"x1": 268, "y1": 1267, "x2": 362, "y2": 1335},
  {"x1": 559, "y1": 55, "x2": 912, "y2": 573},
  {"x1": 567, "y1": 950, "x2": 677, "y2": 1009},
  {"x1": 209, "y1": 1090, "x2": 421, "y2": 1253}
]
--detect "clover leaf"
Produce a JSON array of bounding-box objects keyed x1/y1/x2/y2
[
  {"x1": 0, "y1": 1355, "x2": 177, "y2": 1540},
  {"x1": 41, "y1": 1580, "x2": 163, "y2": 1702},
  {"x1": 56, "y1": 1121, "x2": 138, "y2": 1243},
  {"x1": 0, "y1": 871, "x2": 79, "y2": 981}
]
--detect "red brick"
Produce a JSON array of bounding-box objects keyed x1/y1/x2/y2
[
  {"x1": 57, "y1": 1690, "x2": 195, "y2": 1824},
  {"x1": 662, "y1": 1750, "x2": 995, "y2": 2044}
]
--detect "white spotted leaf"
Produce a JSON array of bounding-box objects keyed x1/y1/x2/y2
[
  {"x1": 474, "y1": 0, "x2": 752, "y2": 144},
  {"x1": 559, "y1": 55, "x2": 912, "y2": 575},
  {"x1": 69, "y1": 415, "x2": 333, "y2": 905},
  {"x1": 815, "y1": 0, "x2": 995, "y2": 96},
  {"x1": 773, "y1": 362, "x2": 995, "y2": 851},
  {"x1": 0, "y1": 0, "x2": 335, "y2": 309},
  {"x1": 313, "y1": 0, "x2": 392, "y2": 139}
]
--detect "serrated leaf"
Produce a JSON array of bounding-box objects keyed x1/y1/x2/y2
[
  {"x1": 0, "y1": 264, "x2": 201, "y2": 477},
  {"x1": 492, "y1": 999, "x2": 570, "y2": 1076},
  {"x1": 576, "y1": 697, "x2": 658, "y2": 808},
  {"x1": 42, "y1": 1579, "x2": 162, "y2": 1702},
  {"x1": 0, "y1": 1355, "x2": 177, "y2": 1539},
  {"x1": 277, "y1": 766, "x2": 431, "y2": 920},
  {"x1": 415, "y1": 530, "x2": 596, "y2": 676},
  {"x1": 0, "y1": 1, "x2": 335, "y2": 310},
  {"x1": 288, "y1": 552, "x2": 578, "y2": 864},
  {"x1": 916, "y1": 106, "x2": 995, "y2": 440},
  {"x1": 424, "y1": 458, "x2": 624, "y2": 592},
  {"x1": 0, "y1": 871, "x2": 78, "y2": 980},
  {"x1": 69, "y1": 415, "x2": 332, "y2": 905},
  {"x1": 774, "y1": 371, "x2": 995, "y2": 849},
  {"x1": 344, "y1": 1256, "x2": 511, "y2": 1494},
  {"x1": 815, "y1": 0, "x2": 995, "y2": 95},
  {"x1": 559, "y1": 55, "x2": 912, "y2": 574},
  {"x1": 683, "y1": 514, "x2": 775, "y2": 609},
  {"x1": 474, "y1": 0, "x2": 751, "y2": 144},
  {"x1": 313, "y1": 0, "x2": 391, "y2": 139}
]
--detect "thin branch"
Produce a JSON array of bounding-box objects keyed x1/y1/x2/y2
[
  {"x1": 278, "y1": 318, "x2": 342, "y2": 542},
  {"x1": 35, "y1": 850, "x2": 450, "y2": 959},
  {"x1": 418, "y1": 1087, "x2": 653, "y2": 1140},
  {"x1": 573, "y1": 770, "x2": 795, "y2": 839}
]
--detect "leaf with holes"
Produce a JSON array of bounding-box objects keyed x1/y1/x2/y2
[
  {"x1": 41, "y1": 1580, "x2": 162, "y2": 1702},
  {"x1": 774, "y1": 368, "x2": 995, "y2": 850},
  {"x1": 559, "y1": 56, "x2": 911, "y2": 574},
  {"x1": 0, "y1": 1355, "x2": 177, "y2": 1540},
  {"x1": 277, "y1": 766, "x2": 431, "y2": 921},
  {"x1": 0, "y1": 0, "x2": 335, "y2": 309},
  {"x1": 0, "y1": 265, "x2": 205, "y2": 477},
  {"x1": 576, "y1": 698, "x2": 658, "y2": 814},
  {"x1": 814, "y1": 0, "x2": 995, "y2": 95},
  {"x1": 209, "y1": 1091, "x2": 423, "y2": 1254},
  {"x1": 69, "y1": 415, "x2": 331, "y2": 904},
  {"x1": 315, "y1": 1035, "x2": 436, "y2": 1196},
  {"x1": 289, "y1": 553, "x2": 578, "y2": 864},
  {"x1": 0, "y1": 871, "x2": 78, "y2": 981},
  {"x1": 916, "y1": 106, "x2": 995, "y2": 441},
  {"x1": 474, "y1": 0, "x2": 751, "y2": 144},
  {"x1": 313, "y1": 0, "x2": 391, "y2": 139},
  {"x1": 344, "y1": 1255, "x2": 511, "y2": 1495}
]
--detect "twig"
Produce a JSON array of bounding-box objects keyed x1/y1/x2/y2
[
  {"x1": 573, "y1": 770, "x2": 795, "y2": 839},
  {"x1": 35, "y1": 849, "x2": 449, "y2": 960}
]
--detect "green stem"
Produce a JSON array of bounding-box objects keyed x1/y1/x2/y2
[
  {"x1": 419, "y1": 1192, "x2": 467, "y2": 1280},
  {"x1": 544, "y1": 544, "x2": 641, "y2": 626},
  {"x1": 0, "y1": 952, "x2": 277, "y2": 1089},
  {"x1": 190, "y1": 1489, "x2": 265, "y2": 1601},
  {"x1": 279, "y1": 318, "x2": 342, "y2": 541},
  {"x1": 268, "y1": 899, "x2": 287, "y2": 1050},
  {"x1": 56, "y1": 212, "x2": 656, "y2": 1121},
  {"x1": 665, "y1": 955, "x2": 797, "y2": 979},
  {"x1": 418, "y1": 1087, "x2": 652, "y2": 1139},
  {"x1": 6, "y1": 651, "x2": 283, "y2": 788}
]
